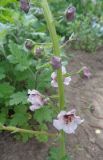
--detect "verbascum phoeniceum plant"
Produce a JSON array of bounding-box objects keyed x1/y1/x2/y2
[{"x1": 0, "y1": 0, "x2": 92, "y2": 159}]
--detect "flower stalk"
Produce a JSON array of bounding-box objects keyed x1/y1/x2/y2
[
  {"x1": 0, "y1": 123, "x2": 57, "y2": 137},
  {"x1": 41, "y1": 0, "x2": 66, "y2": 158}
]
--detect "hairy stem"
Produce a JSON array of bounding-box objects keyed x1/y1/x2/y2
[
  {"x1": 41, "y1": 0, "x2": 66, "y2": 158},
  {"x1": 0, "y1": 124, "x2": 57, "y2": 137}
]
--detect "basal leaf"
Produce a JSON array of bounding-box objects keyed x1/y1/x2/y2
[
  {"x1": 0, "y1": 83, "x2": 15, "y2": 98},
  {"x1": 10, "y1": 105, "x2": 29, "y2": 126},
  {"x1": 9, "y1": 91, "x2": 27, "y2": 106},
  {"x1": 8, "y1": 41, "x2": 32, "y2": 71},
  {"x1": 0, "y1": 67, "x2": 5, "y2": 80},
  {"x1": 33, "y1": 106, "x2": 53, "y2": 123}
]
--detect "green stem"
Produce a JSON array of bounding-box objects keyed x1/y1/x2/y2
[
  {"x1": 28, "y1": 67, "x2": 35, "y2": 79},
  {"x1": 64, "y1": 68, "x2": 83, "y2": 77},
  {"x1": 41, "y1": 0, "x2": 66, "y2": 158},
  {"x1": 41, "y1": 0, "x2": 65, "y2": 111},
  {"x1": 36, "y1": 62, "x2": 50, "y2": 70},
  {"x1": 0, "y1": 124, "x2": 57, "y2": 137}
]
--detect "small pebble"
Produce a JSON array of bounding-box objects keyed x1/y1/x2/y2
[{"x1": 95, "y1": 129, "x2": 101, "y2": 134}]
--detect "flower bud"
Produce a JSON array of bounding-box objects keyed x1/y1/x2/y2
[
  {"x1": 51, "y1": 56, "x2": 61, "y2": 70},
  {"x1": 25, "y1": 39, "x2": 34, "y2": 50},
  {"x1": 81, "y1": 66, "x2": 91, "y2": 79},
  {"x1": 43, "y1": 98, "x2": 50, "y2": 105},
  {"x1": 35, "y1": 48, "x2": 43, "y2": 58},
  {"x1": 65, "y1": 6, "x2": 76, "y2": 21},
  {"x1": 20, "y1": 0, "x2": 30, "y2": 13}
]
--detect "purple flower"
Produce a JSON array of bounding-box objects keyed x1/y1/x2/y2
[
  {"x1": 65, "y1": 6, "x2": 76, "y2": 21},
  {"x1": 51, "y1": 56, "x2": 61, "y2": 70},
  {"x1": 53, "y1": 109, "x2": 84, "y2": 134},
  {"x1": 51, "y1": 66, "x2": 71, "y2": 87},
  {"x1": 20, "y1": 0, "x2": 30, "y2": 13},
  {"x1": 82, "y1": 66, "x2": 91, "y2": 78},
  {"x1": 28, "y1": 89, "x2": 48, "y2": 111}
]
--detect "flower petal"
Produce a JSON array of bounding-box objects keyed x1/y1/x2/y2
[
  {"x1": 67, "y1": 109, "x2": 76, "y2": 115},
  {"x1": 51, "y1": 72, "x2": 57, "y2": 80},
  {"x1": 53, "y1": 119, "x2": 64, "y2": 130},
  {"x1": 64, "y1": 77, "x2": 71, "y2": 85},
  {"x1": 28, "y1": 89, "x2": 40, "y2": 95},
  {"x1": 62, "y1": 66, "x2": 67, "y2": 75},
  {"x1": 57, "y1": 110, "x2": 67, "y2": 119},
  {"x1": 28, "y1": 95, "x2": 44, "y2": 105},
  {"x1": 63, "y1": 121, "x2": 77, "y2": 134},
  {"x1": 53, "y1": 109, "x2": 84, "y2": 134},
  {"x1": 51, "y1": 80, "x2": 58, "y2": 87},
  {"x1": 75, "y1": 116, "x2": 84, "y2": 124},
  {"x1": 29, "y1": 104, "x2": 41, "y2": 111}
]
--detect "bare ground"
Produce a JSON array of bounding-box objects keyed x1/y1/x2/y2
[{"x1": 0, "y1": 49, "x2": 103, "y2": 160}]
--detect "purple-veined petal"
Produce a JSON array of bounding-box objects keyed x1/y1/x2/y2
[{"x1": 53, "y1": 109, "x2": 84, "y2": 134}]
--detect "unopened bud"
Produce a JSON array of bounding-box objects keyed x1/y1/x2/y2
[
  {"x1": 25, "y1": 39, "x2": 34, "y2": 50},
  {"x1": 20, "y1": 0, "x2": 30, "y2": 13},
  {"x1": 81, "y1": 66, "x2": 91, "y2": 79},
  {"x1": 65, "y1": 6, "x2": 76, "y2": 21},
  {"x1": 44, "y1": 98, "x2": 50, "y2": 105},
  {"x1": 35, "y1": 48, "x2": 43, "y2": 58},
  {"x1": 51, "y1": 56, "x2": 61, "y2": 70}
]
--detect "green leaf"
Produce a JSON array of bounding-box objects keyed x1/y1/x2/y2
[
  {"x1": 0, "y1": 83, "x2": 15, "y2": 98},
  {"x1": 48, "y1": 147, "x2": 71, "y2": 160},
  {"x1": 0, "y1": 0, "x2": 17, "y2": 6},
  {"x1": 9, "y1": 91, "x2": 27, "y2": 106},
  {"x1": 35, "y1": 133, "x2": 48, "y2": 142},
  {"x1": 48, "y1": 147, "x2": 60, "y2": 160},
  {"x1": 8, "y1": 41, "x2": 32, "y2": 71},
  {"x1": 20, "y1": 133, "x2": 33, "y2": 143},
  {"x1": 35, "y1": 123, "x2": 48, "y2": 142},
  {"x1": 37, "y1": 68, "x2": 51, "y2": 91},
  {"x1": 33, "y1": 106, "x2": 53, "y2": 123},
  {"x1": 0, "y1": 67, "x2": 5, "y2": 80},
  {"x1": 10, "y1": 105, "x2": 29, "y2": 126},
  {"x1": 14, "y1": 70, "x2": 30, "y2": 81},
  {"x1": 0, "y1": 112, "x2": 7, "y2": 124}
]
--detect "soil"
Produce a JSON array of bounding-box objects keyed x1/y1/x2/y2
[{"x1": 0, "y1": 49, "x2": 103, "y2": 160}]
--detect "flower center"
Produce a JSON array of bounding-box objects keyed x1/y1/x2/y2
[{"x1": 63, "y1": 114, "x2": 74, "y2": 124}]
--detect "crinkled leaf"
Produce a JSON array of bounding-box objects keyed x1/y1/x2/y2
[
  {"x1": 48, "y1": 147, "x2": 71, "y2": 160},
  {"x1": 0, "y1": 112, "x2": 7, "y2": 124},
  {"x1": 35, "y1": 123, "x2": 48, "y2": 142},
  {"x1": 20, "y1": 133, "x2": 34, "y2": 143},
  {"x1": 0, "y1": 83, "x2": 15, "y2": 98},
  {"x1": 37, "y1": 68, "x2": 51, "y2": 91},
  {"x1": 0, "y1": 67, "x2": 5, "y2": 80},
  {"x1": 9, "y1": 91, "x2": 27, "y2": 106},
  {"x1": 35, "y1": 133, "x2": 48, "y2": 142},
  {"x1": 33, "y1": 106, "x2": 53, "y2": 123},
  {"x1": 10, "y1": 105, "x2": 29, "y2": 126},
  {"x1": 8, "y1": 41, "x2": 32, "y2": 71}
]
